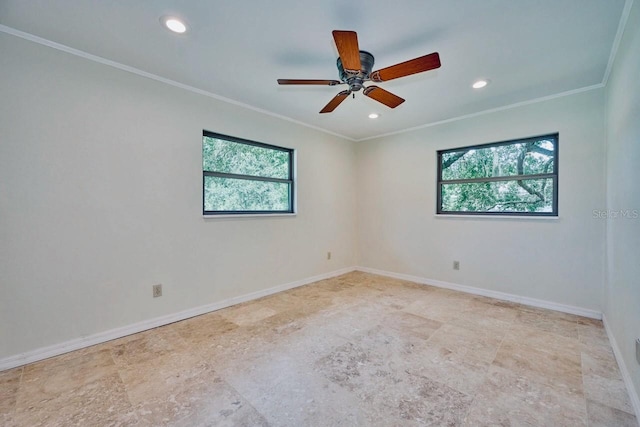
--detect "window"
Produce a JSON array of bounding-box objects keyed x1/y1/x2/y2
[
  {"x1": 437, "y1": 134, "x2": 558, "y2": 216},
  {"x1": 203, "y1": 131, "x2": 294, "y2": 215}
]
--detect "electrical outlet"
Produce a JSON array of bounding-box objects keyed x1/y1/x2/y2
[
  {"x1": 327, "y1": 251, "x2": 332, "y2": 260},
  {"x1": 453, "y1": 261, "x2": 460, "y2": 270},
  {"x1": 636, "y1": 338, "x2": 640, "y2": 364},
  {"x1": 153, "y1": 284, "x2": 162, "y2": 298}
]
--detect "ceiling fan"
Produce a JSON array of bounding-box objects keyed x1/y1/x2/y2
[{"x1": 277, "y1": 30, "x2": 441, "y2": 113}]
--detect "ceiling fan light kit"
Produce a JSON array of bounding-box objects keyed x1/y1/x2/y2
[{"x1": 278, "y1": 30, "x2": 441, "y2": 114}]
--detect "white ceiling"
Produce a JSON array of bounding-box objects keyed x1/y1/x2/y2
[{"x1": 0, "y1": 0, "x2": 628, "y2": 141}]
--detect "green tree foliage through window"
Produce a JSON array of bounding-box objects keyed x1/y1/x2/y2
[
  {"x1": 203, "y1": 132, "x2": 294, "y2": 214},
  {"x1": 437, "y1": 134, "x2": 558, "y2": 215}
]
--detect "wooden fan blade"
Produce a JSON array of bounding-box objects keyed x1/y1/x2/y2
[
  {"x1": 320, "y1": 90, "x2": 351, "y2": 113},
  {"x1": 363, "y1": 86, "x2": 405, "y2": 108},
  {"x1": 370, "y1": 52, "x2": 441, "y2": 82},
  {"x1": 332, "y1": 30, "x2": 361, "y2": 73},
  {"x1": 278, "y1": 79, "x2": 342, "y2": 86}
]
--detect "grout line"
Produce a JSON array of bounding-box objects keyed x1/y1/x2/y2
[
  {"x1": 10, "y1": 366, "x2": 25, "y2": 420},
  {"x1": 220, "y1": 375, "x2": 270, "y2": 425},
  {"x1": 579, "y1": 344, "x2": 591, "y2": 426}
]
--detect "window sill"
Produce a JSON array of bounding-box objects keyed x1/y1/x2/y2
[
  {"x1": 203, "y1": 213, "x2": 297, "y2": 220},
  {"x1": 434, "y1": 214, "x2": 559, "y2": 220}
]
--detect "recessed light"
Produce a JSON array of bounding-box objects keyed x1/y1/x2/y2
[
  {"x1": 162, "y1": 17, "x2": 187, "y2": 34},
  {"x1": 472, "y1": 79, "x2": 489, "y2": 89},
  {"x1": 368, "y1": 113, "x2": 379, "y2": 119}
]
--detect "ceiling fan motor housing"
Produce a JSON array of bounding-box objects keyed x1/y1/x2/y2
[{"x1": 337, "y1": 50, "x2": 374, "y2": 92}]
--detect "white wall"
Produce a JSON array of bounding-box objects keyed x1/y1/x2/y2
[
  {"x1": 356, "y1": 89, "x2": 606, "y2": 311},
  {"x1": 604, "y1": 0, "x2": 640, "y2": 404},
  {"x1": 0, "y1": 33, "x2": 357, "y2": 359}
]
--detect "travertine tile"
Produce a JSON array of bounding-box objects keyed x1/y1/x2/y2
[
  {"x1": 426, "y1": 323, "x2": 504, "y2": 364},
  {"x1": 581, "y1": 342, "x2": 623, "y2": 380},
  {"x1": 249, "y1": 290, "x2": 309, "y2": 312},
  {"x1": 219, "y1": 304, "x2": 278, "y2": 326},
  {"x1": 14, "y1": 373, "x2": 138, "y2": 427},
  {"x1": 317, "y1": 323, "x2": 420, "y2": 391},
  {"x1": 583, "y1": 372, "x2": 635, "y2": 414},
  {"x1": 506, "y1": 323, "x2": 582, "y2": 356},
  {"x1": 359, "y1": 284, "x2": 428, "y2": 310},
  {"x1": 110, "y1": 326, "x2": 186, "y2": 368},
  {"x1": 402, "y1": 292, "x2": 472, "y2": 322},
  {"x1": 493, "y1": 339, "x2": 584, "y2": 395},
  {"x1": 518, "y1": 304, "x2": 582, "y2": 322},
  {"x1": 172, "y1": 311, "x2": 240, "y2": 349},
  {"x1": 459, "y1": 298, "x2": 520, "y2": 323},
  {"x1": 514, "y1": 306, "x2": 579, "y2": 339},
  {"x1": 19, "y1": 348, "x2": 118, "y2": 404},
  {"x1": 577, "y1": 317, "x2": 605, "y2": 327},
  {"x1": 448, "y1": 310, "x2": 512, "y2": 338},
  {"x1": 0, "y1": 367, "x2": 22, "y2": 424},
  {"x1": 405, "y1": 343, "x2": 491, "y2": 395},
  {"x1": 135, "y1": 365, "x2": 267, "y2": 426},
  {"x1": 586, "y1": 399, "x2": 637, "y2": 427},
  {"x1": 116, "y1": 348, "x2": 206, "y2": 405},
  {"x1": 40, "y1": 340, "x2": 115, "y2": 363},
  {"x1": 577, "y1": 322, "x2": 611, "y2": 347},
  {"x1": 225, "y1": 349, "x2": 372, "y2": 426},
  {"x1": 313, "y1": 276, "x2": 359, "y2": 293},
  {"x1": 309, "y1": 300, "x2": 394, "y2": 340},
  {"x1": 463, "y1": 365, "x2": 587, "y2": 426},
  {"x1": 381, "y1": 310, "x2": 442, "y2": 340},
  {"x1": 285, "y1": 280, "x2": 367, "y2": 315},
  {"x1": 394, "y1": 372, "x2": 475, "y2": 426},
  {"x1": 1, "y1": 413, "x2": 17, "y2": 427},
  {"x1": 315, "y1": 337, "x2": 474, "y2": 426}
]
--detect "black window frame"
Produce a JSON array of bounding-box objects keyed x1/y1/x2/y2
[
  {"x1": 202, "y1": 130, "x2": 295, "y2": 216},
  {"x1": 436, "y1": 133, "x2": 559, "y2": 217}
]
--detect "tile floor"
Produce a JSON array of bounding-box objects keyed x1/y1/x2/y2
[{"x1": 1, "y1": 272, "x2": 637, "y2": 426}]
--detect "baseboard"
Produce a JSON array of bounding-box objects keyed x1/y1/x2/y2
[
  {"x1": 356, "y1": 266, "x2": 602, "y2": 319},
  {"x1": 0, "y1": 266, "x2": 356, "y2": 372},
  {"x1": 602, "y1": 314, "x2": 640, "y2": 422}
]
